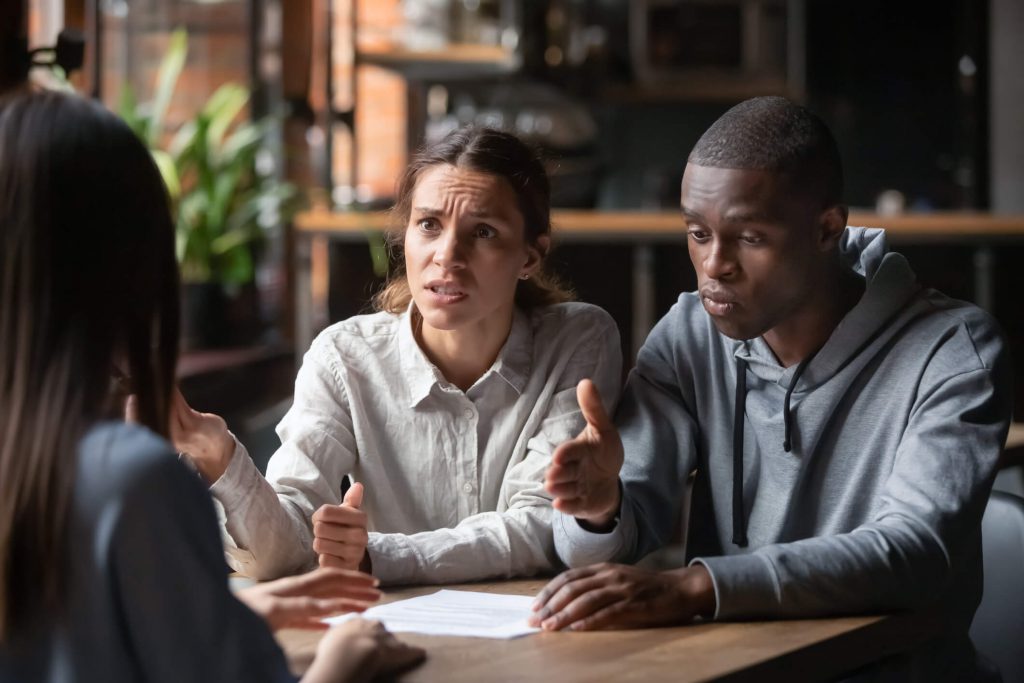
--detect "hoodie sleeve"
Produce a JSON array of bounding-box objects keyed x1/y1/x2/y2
[
  {"x1": 555, "y1": 305, "x2": 700, "y2": 567},
  {"x1": 695, "y1": 318, "x2": 1011, "y2": 619}
]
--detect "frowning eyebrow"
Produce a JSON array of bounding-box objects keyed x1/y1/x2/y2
[{"x1": 411, "y1": 206, "x2": 498, "y2": 218}]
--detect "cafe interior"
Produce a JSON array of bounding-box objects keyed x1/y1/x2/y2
[{"x1": 4, "y1": 0, "x2": 1024, "y2": 680}]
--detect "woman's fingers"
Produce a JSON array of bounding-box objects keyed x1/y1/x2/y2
[{"x1": 313, "y1": 519, "x2": 369, "y2": 544}]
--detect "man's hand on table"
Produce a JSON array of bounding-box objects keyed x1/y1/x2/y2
[
  {"x1": 544, "y1": 379, "x2": 624, "y2": 530},
  {"x1": 236, "y1": 566, "x2": 381, "y2": 631},
  {"x1": 529, "y1": 563, "x2": 716, "y2": 631}
]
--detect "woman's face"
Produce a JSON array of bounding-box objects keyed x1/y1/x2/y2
[{"x1": 404, "y1": 164, "x2": 544, "y2": 337}]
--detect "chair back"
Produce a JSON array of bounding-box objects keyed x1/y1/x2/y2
[{"x1": 970, "y1": 490, "x2": 1024, "y2": 682}]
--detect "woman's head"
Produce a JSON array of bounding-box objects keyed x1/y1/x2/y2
[
  {"x1": 374, "y1": 127, "x2": 572, "y2": 323},
  {"x1": 0, "y1": 90, "x2": 179, "y2": 637}
]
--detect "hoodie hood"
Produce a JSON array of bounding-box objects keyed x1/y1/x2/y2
[{"x1": 735, "y1": 226, "x2": 921, "y2": 389}]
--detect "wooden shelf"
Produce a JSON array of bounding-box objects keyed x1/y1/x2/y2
[
  {"x1": 356, "y1": 43, "x2": 518, "y2": 80},
  {"x1": 295, "y1": 209, "x2": 1024, "y2": 243}
]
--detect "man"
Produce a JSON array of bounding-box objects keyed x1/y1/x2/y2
[{"x1": 532, "y1": 97, "x2": 1010, "y2": 679}]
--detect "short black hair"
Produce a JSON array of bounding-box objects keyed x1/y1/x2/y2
[{"x1": 689, "y1": 96, "x2": 844, "y2": 207}]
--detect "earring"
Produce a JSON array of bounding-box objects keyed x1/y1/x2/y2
[{"x1": 519, "y1": 273, "x2": 530, "y2": 281}]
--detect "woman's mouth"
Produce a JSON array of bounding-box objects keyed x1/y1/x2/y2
[{"x1": 426, "y1": 284, "x2": 468, "y2": 304}]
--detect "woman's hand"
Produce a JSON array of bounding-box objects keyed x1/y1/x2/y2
[
  {"x1": 304, "y1": 619, "x2": 426, "y2": 683},
  {"x1": 168, "y1": 387, "x2": 235, "y2": 484},
  {"x1": 236, "y1": 567, "x2": 381, "y2": 632},
  {"x1": 313, "y1": 483, "x2": 371, "y2": 572}
]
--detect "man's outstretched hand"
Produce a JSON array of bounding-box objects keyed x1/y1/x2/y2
[{"x1": 544, "y1": 379, "x2": 624, "y2": 529}]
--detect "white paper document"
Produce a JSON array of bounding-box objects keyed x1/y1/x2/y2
[{"x1": 324, "y1": 589, "x2": 541, "y2": 639}]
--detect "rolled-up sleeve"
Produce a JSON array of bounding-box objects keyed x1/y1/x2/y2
[{"x1": 210, "y1": 342, "x2": 356, "y2": 580}]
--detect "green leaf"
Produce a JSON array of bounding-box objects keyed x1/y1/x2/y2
[
  {"x1": 117, "y1": 84, "x2": 149, "y2": 140},
  {"x1": 217, "y1": 244, "x2": 253, "y2": 285},
  {"x1": 203, "y1": 83, "x2": 249, "y2": 153},
  {"x1": 365, "y1": 230, "x2": 390, "y2": 278},
  {"x1": 146, "y1": 28, "x2": 188, "y2": 147},
  {"x1": 150, "y1": 149, "x2": 181, "y2": 200},
  {"x1": 168, "y1": 119, "x2": 199, "y2": 164},
  {"x1": 210, "y1": 228, "x2": 252, "y2": 255},
  {"x1": 221, "y1": 121, "x2": 265, "y2": 163}
]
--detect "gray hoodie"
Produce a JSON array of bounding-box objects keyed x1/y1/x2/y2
[{"x1": 554, "y1": 228, "x2": 1012, "y2": 680}]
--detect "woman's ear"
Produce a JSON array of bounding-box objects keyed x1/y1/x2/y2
[{"x1": 524, "y1": 234, "x2": 550, "y2": 276}]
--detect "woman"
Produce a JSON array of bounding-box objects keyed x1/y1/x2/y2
[
  {"x1": 0, "y1": 90, "x2": 422, "y2": 682},
  {"x1": 175, "y1": 127, "x2": 622, "y2": 584}
]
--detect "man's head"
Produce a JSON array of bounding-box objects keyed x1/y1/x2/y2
[{"x1": 682, "y1": 96, "x2": 849, "y2": 342}]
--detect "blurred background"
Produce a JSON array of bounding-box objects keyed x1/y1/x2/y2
[{"x1": 4, "y1": 0, "x2": 1023, "y2": 488}]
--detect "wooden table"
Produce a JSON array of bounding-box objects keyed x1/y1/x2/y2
[
  {"x1": 276, "y1": 579, "x2": 937, "y2": 682},
  {"x1": 293, "y1": 209, "x2": 1024, "y2": 360}
]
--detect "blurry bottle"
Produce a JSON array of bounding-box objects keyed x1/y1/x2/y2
[{"x1": 401, "y1": 0, "x2": 452, "y2": 51}]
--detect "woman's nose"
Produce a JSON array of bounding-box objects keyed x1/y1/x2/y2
[{"x1": 432, "y1": 229, "x2": 465, "y2": 269}]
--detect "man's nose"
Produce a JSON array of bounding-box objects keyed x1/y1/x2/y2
[{"x1": 703, "y1": 242, "x2": 737, "y2": 280}]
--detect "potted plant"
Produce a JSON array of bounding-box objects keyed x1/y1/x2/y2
[{"x1": 118, "y1": 29, "x2": 301, "y2": 349}]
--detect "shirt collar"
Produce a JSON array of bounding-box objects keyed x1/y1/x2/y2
[
  {"x1": 485, "y1": 307, "x2": 532, "y2": 396},
  {"x1": 397, "y1": 303, "x2": 534, "y2": 408},
  {"x1": 398, "y1": 304, "x2": 443, "y2": 408}
]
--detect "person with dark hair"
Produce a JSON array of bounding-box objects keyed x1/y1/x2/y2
[
  {"x1": 530, "y1": 97, "x2": 1010, "y2": 679},
  {"x1": 173, "y1": 126, "x2": 622, "y2": 585},
  {"x1": 0, "y1": 89, "x2": 424, "y2": 682}
]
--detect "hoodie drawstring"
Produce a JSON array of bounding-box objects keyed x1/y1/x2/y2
[
  {"x1": 782, "y1": 350, "x2": 818, "y2": 452},
  {"x1": 732, "y1": 349, "x2": 819, "y2": 547},
  {"x1": 732, "y1": 356, "x2": 749, "y2": 547}
]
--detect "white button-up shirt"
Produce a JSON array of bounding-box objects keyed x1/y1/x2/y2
[{"x1": 209, "y1": 302, "x2": 621, "y2": 584}]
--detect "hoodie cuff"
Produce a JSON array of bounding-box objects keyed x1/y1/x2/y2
[{"x1": 690, "y1": 553, "x2": 781, "y2": 620}]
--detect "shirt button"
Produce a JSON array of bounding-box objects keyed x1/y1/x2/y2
[
  {"x1": 463, "y1": 407, "x2": 474, "y2": 419},
  {"x1": 463, "y1": 482, "x2": 474, "y2": 494}
]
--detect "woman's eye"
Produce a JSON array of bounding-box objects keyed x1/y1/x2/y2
[
  {"x1": 475, "y1": 224, "x2": 497, "y2": 239},
  {"x1": 687, "y1": 229, "x2": 710, "y2": 242},
  {"x1": 416, "y1": 218, "x2": 439, "y2": 233}
]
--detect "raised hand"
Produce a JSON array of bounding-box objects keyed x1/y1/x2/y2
[
  {"x1": 528, "y1": 563, "x2": 715, "y2": 631},
  {"x1": 544, "y1": 379, "x2": 625, "y2": 528},
  {"x1": 313, "y1": 483, "x2": 370, "y2": 572},
  {"x1": 168, "y1": 387, "x2": 235, "y2": 483},
  {"x1": 236, "y1": 566, "x2": 381, "y2": 631}
]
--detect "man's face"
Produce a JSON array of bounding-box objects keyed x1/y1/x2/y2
[{"x1": 681, "y1": 163, "x2": 824, "y2": 341}]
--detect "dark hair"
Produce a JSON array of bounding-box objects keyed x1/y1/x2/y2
[
  {"x1": 689, "y1": 96, "x2": 844, "y2": 207},
  {"x1": 373, "y1": 126, "x2": 572, "y2": 313},
  {"x1": 0, "y1": 91, "x2": 179, "y2": 639}
]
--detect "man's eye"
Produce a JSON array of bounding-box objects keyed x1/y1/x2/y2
[
  {"x1": 687, "y1": 230, "x2": 710, "y2": 242},
  {"x1": 475, "y1": 225, "x2": 497, "y2": 239},
  {"x1": 741, "y1": 234, "x2": 763, "y2": 245}
]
